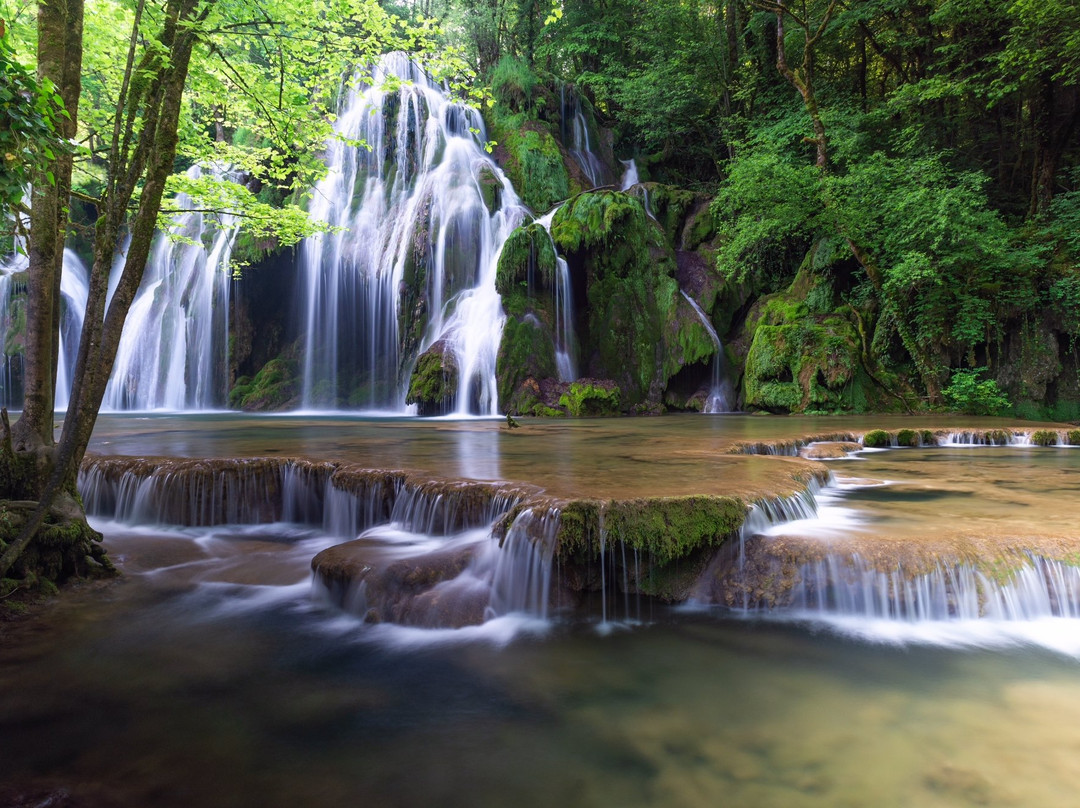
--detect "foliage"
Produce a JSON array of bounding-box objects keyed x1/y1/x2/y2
[
  {"x1": 0, "y1": 27, "x2": 63, "y2": 221},
  {"x1": 942, "y1": 367, "x2": 1012, "y2": 416}
]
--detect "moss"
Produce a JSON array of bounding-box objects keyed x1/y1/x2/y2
[
  {"x1": 896, "y1": 429, "x2": 918, "y2": 447},
  {"x1": 558, "y1": 380, "x2": 621, "y2": 416},
  {"x1": 550, "y1": 191, "x2": 691, "y2": 410},
  {"x1": 863, "y1": 429, "x2": 891, "y2": 448},
  {"x1": 1031, "y1": 430, "x2": 1059, "y2": 446},
  {"x1": 920, "y1": 429, "x2": 936, "y2": 445},
  {"x1": 495, "y1": 223, "x2": 557, "y2": 296},
  {"x1": 1068, "y1": 429, "x2": 1080, "y2": 446},
  {"x1": 406, "y1": 342, "x2": 459, "y2": 416},
  {"x1": 488, "y1": 115, "x2": 569, "y2": 212},
  {"x1": 232, "y1": 356, "x2": 299, "y2": 410},
  {"x1": 985, "y1": 429, "x2": 1011, "y2": 445},
  {"x1": 552, "y1": 495, "x2": 747, "y2": 600},
  {"x1": 496, "y1": 311, "x2": 557, "y2": 410},
  {"x1": 740, "y1": 271, "x2": 879, "y2": 414}
]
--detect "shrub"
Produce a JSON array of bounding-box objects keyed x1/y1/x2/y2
[{"x1": 942, "y1": 367, "x2": 1011, "y2": 416}]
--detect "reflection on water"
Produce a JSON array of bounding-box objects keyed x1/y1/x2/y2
[{"x1": 6, "y1": 417, "x2": 1080, "y2": 805}]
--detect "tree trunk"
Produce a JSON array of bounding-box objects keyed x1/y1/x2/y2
[
  {"x1": 0, "y1": 0, "x2": 210, "y2": 585},
  {"x1": 13, "y1": 0, "x2": 84, "y2": 457}
]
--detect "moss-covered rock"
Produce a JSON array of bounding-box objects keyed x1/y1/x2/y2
[
  {"x1": 737, "y1": 254, "x2": 884, "y2": 414},
  {"x1": 549, "y1": 495, "x2": 748, "y2": 601},
  {"x1": 488, "y1": 116, "x2": 570, "y2": 213},
  {"x1": 558, "y1": 379, "x2": 621, "y2": 416},
  {"x1": 230, "y1": 356, "x2": 300, "y2": 410},
  {"x1": 496, "y1": 305, "x2": 558, "y2": 413},
  {"x1": 477, "y1": 165, "x2": 502, "y2": 216},
  {"x1": 862, "y1": 429, "x2": 891, "y2": 448},
  {"x1": 895, "y1": 429, "x2": 918, "y2": 447},
  {"x1": 1031, "y1": 430, "x2": 1059, "y2": 446},
  {"x1": 406, "y1": 340, "x2": 459, "y2": 416},
  {"x1": 549, "y1": 190, "x2": 705, "y2": 411},
  {"x1": 495, "y1": 223, "x2": 557, "y2": 296}
]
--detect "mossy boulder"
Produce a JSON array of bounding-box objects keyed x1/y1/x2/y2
[
  {"x1": 558, "y1": 379, "x2": 621, "y2": 416},
  {"x1": 495, "y1": 222, "x2": 558, "y2": 296},
  {"x1": 230, "y1": 356, "x2": 300, "y2": 410},
  {"x1": 549, "y1": 495, "x2": 748, "y2": 601},
  {"x1": 1031, "y1": 430, "x2": 1059, "y2": 446},
  {"x1": 487, "y1": 116, "x2": 570, "y2": 213},
  {"x1": 406, "y1": 340, "x2": 459, "y2": 416},
  {"x1": 477, "y1": 165, "x2": 502, "y2": 216},
  {"x1": 549, "y1": 190, "x2": 705, "y2": 412},
  {"x1": 737, "y1": 256, "x2": 883, "y2": 414},
  {"x1": 496, "y1": 304, "x2": 558, "y2": 414},
  {"x1": 862, "y1": 429, "x2": 891, "y2": 448}
]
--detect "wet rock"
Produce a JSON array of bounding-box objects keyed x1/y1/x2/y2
[
  {"x1": 800, "y1": 441, "x2": 862, "y2": 459},
  {"x1": 406, "y1": 339, "x2": 459, "y2": 416},
  {"x1": 312, "y1": 539, "x2": 486, "y2": 628}
]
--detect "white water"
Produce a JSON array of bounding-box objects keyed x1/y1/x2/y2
[
  {"x1": 102, "y1": 165, "x2": 237, "y2": 411},
  {"x1": 534, "y1": 209, "x2": 577, "y2": 381},
  {"x1": 561, "y1": 86, "x2": 607, "y2": 189},
  {"x1": 0, "y1": 234, "x2": 88, "y2": 410},
  {"x1": 299, "y1": 53, "x2": 528, "y2": 414},
  {"x1": 619, "y1": 159, "x2": 639, "y2": 191},
  {"x1": 679, "y1": 290, "x2": 732, "y2": 412}
]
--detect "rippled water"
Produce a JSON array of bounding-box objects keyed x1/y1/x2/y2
[{"x1": 5, "y1": 415, "x2": 1080, "y2": 806}]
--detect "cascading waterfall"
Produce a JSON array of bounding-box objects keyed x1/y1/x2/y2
[
  {"x1": 534, "y1": 209, "x2": 577, "y2": 381},
  {"x1": 299, "y1": 53, "x2": 528, "y2": 413},
  {"x1": 102, "y1": 164, "x2": 237, "y2": 410},
  {"x1": 561, "y1": 86, "x2": 607, "y2": 189},
  {"x1": 619, "y1": 159, "x2": 639, "y2": 191},
  {"x1": 0, "y1": 237, "x2": 88, "y2": 410},
  {"x1": 679, "y1": 290, "x2": 732, "y2": 412}
]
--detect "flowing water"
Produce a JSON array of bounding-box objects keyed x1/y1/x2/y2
[
  {"x1": 7, "y1": 415, "x2": 1080, "y2": 806},
  {"x1": 679, "y1": 290, "x2": 733, "y2": 412},
  {"x1": 102, "y1": 165, "x2": 238, "y2": 411},
  {"x1": 297, "y1": 54, "x2": 528, "y2": 413},
  {"x1": 0, "y1": 246, "x2": 88, "y2": 410},
  {"x1": 534, "y1": 209, "x2": 577, "y2": 381}
]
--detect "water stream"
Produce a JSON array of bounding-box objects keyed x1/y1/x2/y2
[
  {"x1": 679, "y1": 290, "x2": 733, "y2": 412},
  {"x1": 10, "y1": 415, "x2": 1080, "y2": 805}
]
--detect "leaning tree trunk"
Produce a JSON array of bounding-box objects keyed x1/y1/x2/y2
[{"x1": 0, "y1": 0, "x2": 211, "y2": 586}]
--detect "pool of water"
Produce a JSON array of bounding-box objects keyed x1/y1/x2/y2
[{"x1": 4, "y1": 414, "x2": 1080, "y2": 806}]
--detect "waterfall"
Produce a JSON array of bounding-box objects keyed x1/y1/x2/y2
[
  {"x1": 679, "y1": 291, "x2": 732, "y2": 412},
  {"x1": 0, "y1": 236, "x2": 88, "y2": 410},
  {"x1": 102, "y1": 164, "x2": 237, "y2": 411},
  {"x1": 789, "y1": 553, "x2": 1080, "y2": 622},
  {"x1": 619, "y1": 159, "x2": 639, "y2": 191},
  {"x1": 298, "y1": 53, "x2": 528, "y2": 413},
  {"x1": 483, "y1": 506, "x2": 560, "y2": 619},
  {"x1": 561, "y1": 86, "x2": 607, "y2": 189},
  {"x1": 534, "y1": 209, "x2": 577, "y2": 381}
]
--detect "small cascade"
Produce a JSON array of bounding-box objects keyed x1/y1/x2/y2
[
  {"x1": 534, "y1": 210, "x2": 577, "y2": 381},
  {"x1": 619, "y1": 159, "x2": 639, "y2": 191},
  {"x1": 679, "y1": 291, "x2": 733, "y2": 412},
  {"x1": 0, "y1": 241, "x2": 88, "y2": 410},
  {"x1": 561, "y1": 86, "x2": 607, "y2": 189},
  {"x1": 102, "y1": 165, "x2": 237, "y2": 410},
  {"x1": 789, "y1": 553, "x2": 1080, "y2": 622},
  {"x1": 299, "y1": 52, "x2": 528, "y2": 413},
  {"x1": 483, "y1": 506, "x2": 560, "y2": 619}
]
